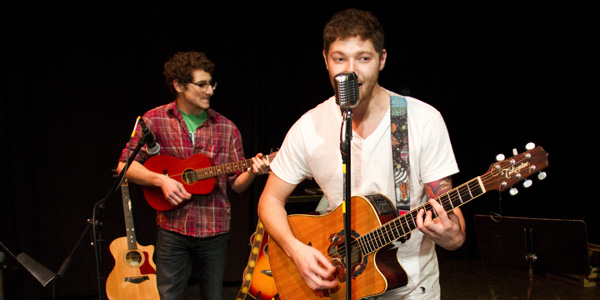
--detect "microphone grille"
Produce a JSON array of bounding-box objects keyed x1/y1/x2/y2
[{"x1": 334, "y1": 72, "x2": 359, "y2": 108}]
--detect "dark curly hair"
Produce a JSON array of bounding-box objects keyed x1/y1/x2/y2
[
  {"x1": 163, "y1": 51, "x2": 215, "y2": 95},
  {"x1": 323, "y1": 8, "x2": 385, "y2": 57}
]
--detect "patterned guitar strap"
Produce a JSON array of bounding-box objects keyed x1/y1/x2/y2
[{"x1": 390, "y1": 93, "x2": 410, "y2": 217}]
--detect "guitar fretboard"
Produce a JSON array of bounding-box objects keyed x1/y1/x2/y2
[
  {"x1": 235, "y1": 220, "x2": 266, "y2": 300},
  {"x1": 121, "y1": 182, "x2": 138, "y2": 251},
  {"x1": 193, "y1": 153, "x2": 277, "y2": 180},
  {"x1": 359, "y1": 177, "x2": 485, "y2": 255}
]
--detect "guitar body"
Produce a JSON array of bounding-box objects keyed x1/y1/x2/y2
[
  {"x1": 236, "y1": 220, "x2": 279, "y2": 300},
  {"x1": 248, "y1": 233, "x2": 278, "y2": 299},
  {"x1": 143, "y1": 153, "x2": 216, "y2": 210},
  {"x1": 106, "y1": 237, "x2": 159, "y2": 300},
  {"x1": 268, "y1": 195, "x2": 407, "y2": 300},
  {"x1": 267, "y1": 145, "x2": 549, "y2": 300},
  {"x1": 142, "y1": 152, "x2": 278, "y2": 211}
]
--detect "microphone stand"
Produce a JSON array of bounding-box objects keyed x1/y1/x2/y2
[
  {"x1": 340, "y1": 107, "x2": 353, "y2": 300},
  {"x1": 58, "y1": 129, "x2": 148, "y2": 300}
]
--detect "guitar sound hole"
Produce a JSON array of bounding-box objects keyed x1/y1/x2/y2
[
  {"x1": 182, "y1": 169, "x2": 198, "y2": 184},
  {"x1": 327, "y1": 231, "x2": 367, "y2": 281},
  {"x1": 126, "y1": 251, "x2": 142, "y2": 266}
]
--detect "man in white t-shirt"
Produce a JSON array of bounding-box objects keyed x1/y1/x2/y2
[{"x1": 257, "y1": 8, "x2": 466, "y2": 299}]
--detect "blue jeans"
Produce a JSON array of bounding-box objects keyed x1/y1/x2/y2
[{"x1": 155, "y1": 227, "x2": 230, "y2": 300}]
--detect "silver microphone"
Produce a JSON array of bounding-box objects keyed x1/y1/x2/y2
[
  {"x1": 334, "y1": 72, "x2": 360, "y2": 109},
  {"x1": 139, "y1": 118, "x2": 161, "y2": 155}
]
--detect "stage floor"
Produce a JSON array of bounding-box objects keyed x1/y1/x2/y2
[{"x1": 215, "y1": 256, "x2": 599, "y2": 300}]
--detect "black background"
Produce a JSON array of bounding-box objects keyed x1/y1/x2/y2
[{"x1": 1, "y1": 1, "x2": 597, "y2": 299}]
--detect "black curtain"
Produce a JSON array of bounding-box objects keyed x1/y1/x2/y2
[{"x1": 1, "y1": 2, "x2": 597, "y2": 299}]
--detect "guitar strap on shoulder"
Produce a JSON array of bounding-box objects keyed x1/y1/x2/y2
[{"x1": 390, "y1": 93, "x2": 410, "y2": 215}]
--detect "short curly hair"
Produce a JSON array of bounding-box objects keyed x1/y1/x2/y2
[
  {"x1": 323, "y1": 8, "x2": 385, "y2": 57},
  {"x1": 163, "y1": 51, "x2": 215, "y2": 95}
]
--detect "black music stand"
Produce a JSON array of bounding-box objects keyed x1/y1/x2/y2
[
  {"x1": 474, "y1": 215, "x2": 591, "y2": 299},
  {"x1": 0, "y1": 241, "x2": 57, "y2": 298}
]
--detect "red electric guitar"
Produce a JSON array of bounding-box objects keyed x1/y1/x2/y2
[
  {"x1": 267, "y1": 144, "x2": 549, "y2": 300},
  {"x1": 142, "y1": 152, "x2": 277, "y2": 211}
]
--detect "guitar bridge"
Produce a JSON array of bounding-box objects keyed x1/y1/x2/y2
[{"x1": 124, "y1": 275, "x2": 150, "y2": 284}]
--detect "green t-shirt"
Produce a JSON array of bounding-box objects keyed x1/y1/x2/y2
[
  {"x1": 179, "y1": 109, "x2": 208, "y2": 132},
  {"x1": 179, "y1": 109, "x2": 208, "y2": 145}
]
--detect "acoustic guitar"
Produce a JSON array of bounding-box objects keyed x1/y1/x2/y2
[
  {"x1": 267, "y1": 145, "x2": 549, "y2": 300},
  {"x1": 106, "y1": 180, "x2": 159, "y2": 300},
  {"x1": 235, "y1": 219, "x2": 279, "y2": 300},
  {"x1": 142, "y1": 152, "x2": 277, "y2": 211}
]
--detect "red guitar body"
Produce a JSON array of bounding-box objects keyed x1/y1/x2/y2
[
  {"x1": 143, "y1": 154, "x2": 215, "y2": 211},
  {"x1": 142, "y1": 152, "x2": 277, "y2": 211}
]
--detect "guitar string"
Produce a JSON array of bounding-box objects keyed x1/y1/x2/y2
[
  {"x1": 160, "y1": 153, "x2": 275, "y2": 180},
  {"x1": 174, "y1": 160, "x2": 252, "y2": 180},
  {"x1": 326, "y1": 154, "x2": 537, "y2": 260}
]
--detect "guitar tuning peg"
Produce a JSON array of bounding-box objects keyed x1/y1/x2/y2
[
  {"x1": 537, "y1": 172, "x2": 547, "y2": 180},
  {"x1": 496, "y1": 154, "x2": 505, "y2": 161},
  {"x1": 523, "y1": 179, "x2": 533, "y2": 188},
  {"x1": 512, "y1": 148, "x2": 519, "y2": 156},
  {"x1": 509, "y1": 188, "x2": 519, "y2": 196},
  {"x1": 526, "y1": 142, "x2": 536, "y2": 150}
]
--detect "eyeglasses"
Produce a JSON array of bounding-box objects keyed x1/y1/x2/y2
[{"x1": 190, "y1": 80, "x2": 218, "y2": 91}]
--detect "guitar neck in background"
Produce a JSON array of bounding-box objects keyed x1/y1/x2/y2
[{"x1": 195, "y1": 152, "x2": 277, "y2": 180}]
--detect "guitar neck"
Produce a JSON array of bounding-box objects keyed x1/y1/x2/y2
[
  {"x1": 121, "y1": 181, "x2": 137, "y2": 250},
  {"x1": 359, "y1": 145, "x2": 549, "y2": 255},
  {"x1": 195, "y1": 152, "x2": 277, "y2": 180},
  {"x1": 235, "y1": 220, "x2": 266, "y2": 300},
  {"x1": 359, "y1": 177, "x2": 485, "y2": 255}
]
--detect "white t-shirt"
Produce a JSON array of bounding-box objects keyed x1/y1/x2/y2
[{"x1": 271, "y1": 90, "x2": 459, "y2": 299}]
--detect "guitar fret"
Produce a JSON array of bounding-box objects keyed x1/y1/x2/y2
[
  {"x1": 393, "y1": 219, "x2": 403, "y2": 240},
  {"x1": 362, "y1": 233, "x2": 371, "y2": 253},
  {"x1": 459, "y1": 186, "x2": 470, "y2": 203},
  {"x1": 439, "y1": 197, "x2": 452, "y2": 212},
  {"x1": 383, "y1": 226, "x2": 390, "y2": 245},
  {"x1": 375, "y1": 230, "x2": 383, "y2": 248},
  {"x1": 408, "y1": 212, "x2": 417, "y2": 230},
  {"x1": 473, "y1": 180, "x2": 484, "y2": 200},
  {"x1": 456, "y1": 190, "x2": 464, "y2": 204},
  {"x1": 466, "y1": 182, "x2": 474, "y2": 199},
  {"x1": 402, "y1": 215, "x2": 412, "y2": 234},
  {"x1": 358, "y1": 236, "x2": 368, "y2": 254},
  {"x1": 430, "y1": 204, "x2": 438, "y2": 219},
  {"x1": 375, "y1": 226, "x2": 385, "y2": 248},
  {"x1": 447, "y1": 193, "x2": 455, "y2": 208},
  {"x1": 378, "y1": 227, "x2": 386, "y2": 248},
  {"x1": 369, "y1": 235, "x2": 376, "y2": 253},
  {"x1": 366, "y1": 233, "x2": 375, "y2": 253},
  {"x1": 476, "y1": 176, "x2": 486, "y2": 193},
  {"x1": 446, "y1": 192, "x2": 454, "y2": 209},
  {"x1": 384, "y1": 224, "x2": 393, "y2": 244}
]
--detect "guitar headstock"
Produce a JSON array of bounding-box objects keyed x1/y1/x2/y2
[{"x1": 482, "y1": 143, "x2": 549, "y2": 194}]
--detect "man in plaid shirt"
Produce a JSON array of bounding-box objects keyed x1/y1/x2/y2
[{"x1": 117, "y1": 51, "x2": 270, "y2": 300}]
